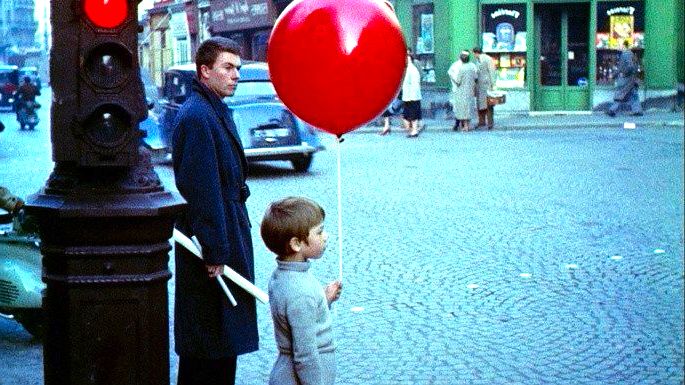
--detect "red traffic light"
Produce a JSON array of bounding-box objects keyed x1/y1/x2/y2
[{"x1": 83, "y1": 0, "x2": 128, "y2": 29}]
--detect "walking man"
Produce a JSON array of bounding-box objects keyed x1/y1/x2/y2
[
  {"x1": 172, "y1": 37, "x2": 259, "y2": 385},
  {"x1": 473, "y1": 47, "x2": 497, "y2": 129},
  {"x1": 607, "y1": 40, "x2": 643, "y2": 117}
]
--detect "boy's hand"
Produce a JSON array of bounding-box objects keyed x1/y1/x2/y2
[{"x1": 325, "y1": 280, "x2": 342, "y2": 304}]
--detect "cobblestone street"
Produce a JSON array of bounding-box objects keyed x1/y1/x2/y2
[{"x1": 1, "y1": 104, "x2": 683, "y2": 384}]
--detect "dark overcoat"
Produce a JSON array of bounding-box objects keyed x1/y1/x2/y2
[{"x1": 172, "y1": 78, "x2": 258, "y2": 359}]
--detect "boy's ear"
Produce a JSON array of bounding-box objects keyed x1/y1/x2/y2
[{"x1": 288, "y1": 237, "x2": 302, "y2": 253}]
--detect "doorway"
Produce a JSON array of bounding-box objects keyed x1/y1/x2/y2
[{"x1": 533, "y1": 3, "x2": 591, "y2": 111}]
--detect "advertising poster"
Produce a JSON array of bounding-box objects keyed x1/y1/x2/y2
[
  {"x1": 609, "y1": 15, "x2": 633, "y2": 49},
  {"x1": 480, "y1": 4, "x2": 527, "y2": 53},
  {"x1": 419, "y1": 14, "x2": 434, "y2": 54},
  {"x1": 596, "y1": 2, "x2": 644, "y2": 49}
]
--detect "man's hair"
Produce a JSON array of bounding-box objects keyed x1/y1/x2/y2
[
  {"x1": 261, "y1": 197, "x2": 326, "y2": 257},
  {"x1": 473, "y1": 47, "x2": 482, "y2": 54},
  {"x1": 195, "y1": 37, "x2": 241, "y2": 74}
]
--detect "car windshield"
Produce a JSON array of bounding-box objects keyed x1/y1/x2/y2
[
  {"x1": 232, "y1": 104, "x2": 295, "y2": 131},
  {"x1": 232, "y1": 81, "x2": 275, "y2": 98}
]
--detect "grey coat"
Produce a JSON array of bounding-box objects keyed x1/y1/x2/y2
[
  {"x1": 172, "y1": 79, "x2": 259, "y2": 359},
  {"x1": 475, "y1": 54, "x2": 497, "y2": 110},
  {"x1": 448, "y1": 61, "x2": 478, "y2": 120},
  {"x1": 268, "y1": 261, "x2": 336, "y2": 385}
]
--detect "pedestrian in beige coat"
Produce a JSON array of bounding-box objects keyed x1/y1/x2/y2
[
  {"x1": 447, "y1": 50, "x2": 478, "y2": 132},
  {"x1": 473, "y1": 47, "x2": 497, "y2": 129}
]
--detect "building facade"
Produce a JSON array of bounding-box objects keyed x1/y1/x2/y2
[
  {"x1": 393, "y1": 0, "x2": 684, "y2": 112},
  {"x1": 140, "y1": 0, "x2": 683, "y2": 112},
  {"x1": 1, "y1": 0, "x2": 38, "y2": 62}
]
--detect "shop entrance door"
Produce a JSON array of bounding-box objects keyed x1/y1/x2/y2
[{"x1": 533, "y1": 3, "x2": 590, "y2": 111}]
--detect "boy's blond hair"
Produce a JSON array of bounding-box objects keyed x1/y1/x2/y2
[{"x1": 261, "y1": 197, "x2": 325, "y2": 257}]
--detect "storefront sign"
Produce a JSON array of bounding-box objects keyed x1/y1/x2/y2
[
  {"x1": 210, "y1": 0, "x2": 276, "y2": 33},
  {"x1": 170, "y1": 11, "x2": 189, "y2": 38},
  {"x1": 607, "y1": 6, "x2": 636, "y2": 16}
]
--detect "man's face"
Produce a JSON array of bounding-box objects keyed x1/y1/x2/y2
[{"x1": 201, "y1": 51, "x2": 241, "y2": 98}]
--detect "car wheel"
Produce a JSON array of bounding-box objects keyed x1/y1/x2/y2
[{"x1": 291, "y1": 154, "x2": 313, "y2": 172}]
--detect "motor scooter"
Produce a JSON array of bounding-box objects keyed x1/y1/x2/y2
[
  {"x1": 15, "y1": 99, "x2": 40, "y2": 131},
  {"x1": 0, "y1": 189, "x2": 44, "y2": 339}
]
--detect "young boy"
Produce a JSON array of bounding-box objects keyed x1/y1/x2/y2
[{"x1": 261, "y1": 197, "x2": 343, "y2": 385}]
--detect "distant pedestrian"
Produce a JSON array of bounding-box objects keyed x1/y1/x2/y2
[
  {"x1": 402, "y1": 51, "x2": 423, "y2": 138},
  {"x1": 607, "y1": 40, "x2": 643, "y2": 117},
  {"x1": 261, "y1": 196, "x2": 343, "y2": 385},
  {"x1": 448, "y1": 50, "x2": 478, "y2": 131},
  {"x1": 0, "y1": 119, "x2": 5, "y2": 133},
  {"x1": 473, "y1": 47, "x2": 497, "y2": 129},
  {"x1": 379, "y1": 91, "x2": 402, "y2": 136}
]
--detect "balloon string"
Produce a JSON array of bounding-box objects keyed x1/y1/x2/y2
[{"x1": 336, "y1": 135, "x2": 343, "y2": 283}]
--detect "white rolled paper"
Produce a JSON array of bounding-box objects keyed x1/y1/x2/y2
[{"x1": 172, "y1": 229, "x2": 269, "y2": 304}]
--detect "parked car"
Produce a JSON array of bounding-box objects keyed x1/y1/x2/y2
[
  {"x1": 0, "y1": 64, "x2": 19, "y2": 110},
  {"x1": 18, "y1": 66, "x2": 41, "y2": 89},
  {"x1": 153, "y1": 62, "x2": 323, "y2": 172}
]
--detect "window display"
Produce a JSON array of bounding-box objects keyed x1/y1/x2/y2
[
  {"x1": 412, "y1": 3, "x2": 435, "y2": 84},
  {"x1": 596, "y1": 1, "x2": 644, "y2": 86},
  {"x1": 480, "y1": 3, "x2": 527, "y2": 88}
]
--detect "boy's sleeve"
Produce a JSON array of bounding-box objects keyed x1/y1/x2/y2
[{"x1": 287, "y1": 293, "x2": 323, "y2": 385}]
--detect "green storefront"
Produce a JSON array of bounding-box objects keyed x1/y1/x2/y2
[{"x1": 392, "y1": 0, "x2": 684, "y2": 112}]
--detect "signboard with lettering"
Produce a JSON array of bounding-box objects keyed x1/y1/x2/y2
[
  {"x1": 596, "y1": 1, "x2": 644, "y2": 49},
  {"x1": 211, "y1": 0, "x2": 276, "y2": 33},
  {"x1": 480, "y1": 4, "x2": 527, "y2": 53}
]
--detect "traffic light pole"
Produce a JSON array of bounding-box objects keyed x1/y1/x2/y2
[{"x1": 25, "y1": 1, "x2": 184, "y2": 384}]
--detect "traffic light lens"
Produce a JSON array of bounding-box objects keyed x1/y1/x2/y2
[
  {"x1": 84, "y1": 105, "x2": 131, "y2": 147},
  {"x1": 84, "y1": 43, "x2": 132, "y2": 88},
  {"x1": 83, "y1": 0, "x2": 128, "y2": 29}
]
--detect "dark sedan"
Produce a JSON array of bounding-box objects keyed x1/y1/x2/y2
[{"x1": 148, "y1": 62, "x2": 323, "y2": 172}]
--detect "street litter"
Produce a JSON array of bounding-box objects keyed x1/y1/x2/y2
[
  {"x1": 654, "y1": 249, "x2": 665, "y2": 254},
  {"x1": 623, "y1": 122, "x2": 636, "y2": 129},
  {"x1": 350, "y1": 307, "x2": 364, "y2": 313},
  {"x1": 519, "y1": 273, "x2": 532, "y2": 278},
  {"x1": 466, "y1": 283, "x2": 479, "y2": 289},
  {"x1": 565, "y1": 264, "x2": 578, "y2": 269},
  {"x1": 610, "y1": 255, "x2": 623, "y2": 260}
]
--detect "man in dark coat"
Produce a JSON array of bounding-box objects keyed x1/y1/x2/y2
[
  {"x1": 607, "y1": 40, "x2": 643, "y2": 117},
  {"x1": 172, "y1": 37, "x2": 258, "y2": 385}
]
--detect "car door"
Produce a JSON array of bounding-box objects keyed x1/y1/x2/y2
[{"x1": 159, "y1": 71, "x2": 192, "y2": 152}]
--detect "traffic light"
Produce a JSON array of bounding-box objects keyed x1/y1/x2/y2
[{"x1": 52, "y1": 0, "x2": 147, "y2": 167}]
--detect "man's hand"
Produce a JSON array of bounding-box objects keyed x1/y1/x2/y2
[
  {"x1": 206, "y1": 264, "x2": 224, "y2": 278},
  {"x1": 325, "y1": 280, "x2": 343, "y2": 305}
]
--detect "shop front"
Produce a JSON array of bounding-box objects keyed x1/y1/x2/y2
[{"x1": 394, "y1": 0, "x2": 682, "y2": 113}]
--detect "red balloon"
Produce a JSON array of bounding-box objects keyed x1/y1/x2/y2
[{"x1": 268, "y1": 0, "x2": 407, "y2": 136}]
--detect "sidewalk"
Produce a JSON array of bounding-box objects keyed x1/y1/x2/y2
[{"x1": 358, "y1": 109, "x2": 684, "y2": 134}]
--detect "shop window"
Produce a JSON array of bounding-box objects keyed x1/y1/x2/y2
[
  {"x1": 412, "y1": 3, "x2": 435, "y2": 84},
  {"x1": 596, "y1": 1, "x2": 644, "y2": 86},
  {"x1": 480, "y1": 3, "x2": 527, "y2": 88},
  {"x1": 252, "y1": 31, "x2": 270, "y2": 62}
]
